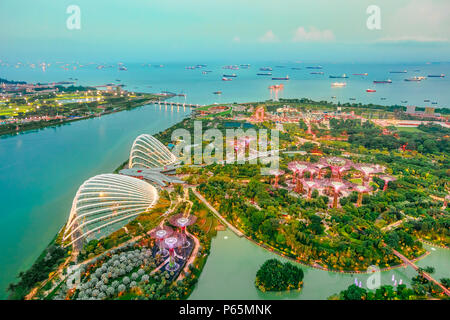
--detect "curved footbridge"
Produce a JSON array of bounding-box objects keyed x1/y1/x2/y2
[{"x1": 387, "y1": 245, "x2": 450, "y2": 296}]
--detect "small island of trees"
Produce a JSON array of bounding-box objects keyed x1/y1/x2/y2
[{"x1": 255, "y1": 259, "x2": 304, "y2": 292}]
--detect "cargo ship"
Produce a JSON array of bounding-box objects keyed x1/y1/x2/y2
[
  {"x1": 257, "y1": 72, "x2": 272, "y2": 76},
  {"x1": 260, "y1": 67, "x2": 273, "y2": 71},
  {"x1": 404, "y1": 76, "x2": 426, "y2": 82},
  {"x1": 223, "y1": 74, "x2": 237, "y2": 77},
  {"x1": 366, "y1": 89, "x2": 376, "y2": 92},
  {"x1": 329, "y1": 74, "x2": 349, "y2": 79},
  {"x1": 390, "y1": 70, "x2": 407, "y2": 73},
  {"x1": 373, "y1": 79, "x2": 392, "y2": 84},
  {"x1": 272, "y1": 75, "x2": 289, "y2": 80},
  {"x1": 428, "y1": 74, "x2": 445, "y2": 78},
  {"x1": 331, "y1": 82, "x2": 347, "y2": 87}
]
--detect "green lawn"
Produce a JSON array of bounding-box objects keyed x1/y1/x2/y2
[{"x1": 396, "y1": 126, "x2": 423, "y2": 133}]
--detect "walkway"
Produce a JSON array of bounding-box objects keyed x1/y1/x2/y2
[
  {"x1": 191, "y1": 188, "x2": 244, "y2": 237},
  {"x1": 388, "y1": 245, "x2": 450, "y2": 296}
]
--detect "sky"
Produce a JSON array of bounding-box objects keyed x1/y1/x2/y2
[{"x1": 1, "y1": 0, "x2": 449, "y2": 63}]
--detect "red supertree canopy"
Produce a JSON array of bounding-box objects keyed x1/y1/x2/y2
[
  {"x1": 148, "y1": 225, "x2": 174, "y2": 240},
  {"x1": 319, "y1": 156, "x2": 353, "y2": 179},
  {"x1": 162, "y1": 233, "x2": 184, "y2": 250},
  {"x1": 169, "y1": 213, "x2": 198, "y2": 228}
]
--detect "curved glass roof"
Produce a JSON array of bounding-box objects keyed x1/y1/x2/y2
[
  {"x1": 129, "y1": 134, "x2": 178, "y2": 169},
  {"x1": 63, "y1": 174, "x2": 158, "y2": 248}
]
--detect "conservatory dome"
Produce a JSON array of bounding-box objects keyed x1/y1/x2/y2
[
  {"x1": 63, "y1": 174, "x2": 158, "y2": 249},
  {"x1": 128, "y1": 134, "x2": 178, "y2": 169}
]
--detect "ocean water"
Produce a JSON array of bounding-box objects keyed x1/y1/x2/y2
[
  {"x1": 0, "y1": 61, "x2": 449, "y2": 299},
  {"x1": 1, "y1": 61, "x2": 449, "y2": 108}
]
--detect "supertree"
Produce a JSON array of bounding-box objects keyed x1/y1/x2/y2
[
  {"x1": 314, "y1": 162, "x2": 328, "y2": 179},
  {"x1": 301, "y1": 179, "x2": 320, "y2": 199},
  {"x1": 354, "y1": 185, "x2": 373, "y2": 207},
  {"x1": 319, "y1": 157, "x2": 353, "y2": 181},
  {"x1": 353, "y1": 163, "x2": 385, "y2": 186},
  {"x1": 288, "y1": 162, "x2": 309, "y2": 193},
  {"x1": 226, "y1": 135, "x2": 258, "y2": 161},
  {"x1": 379, "y1": 175, "x2": 397, "y2": 191},
  {"x1": 162, "y1": 234, "x2": 184, "y2": 272},
  {"x1": 148, "y1": 225, "x2": 173, "y2": 257},
  {"x1": 169, "y1": 213, "x2": 197, "y2": 248},
  {"x1": 321, "y1": 179, "x2": 355, "y2": 208},
  {"x1": 443, "y1": 194, "x2": 450, "y2": 210},
  {"x1": 268, "y1": 169, "x2": 285, "y2": 188}
]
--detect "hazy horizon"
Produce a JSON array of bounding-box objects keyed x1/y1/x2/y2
[{"x1": 1, "y1": 0, "x2": 450, "y2": 63}]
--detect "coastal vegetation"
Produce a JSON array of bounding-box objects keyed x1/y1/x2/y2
[
  {"x1": 330, "y1": 267, "x2": 449, "y2": 300},
  {"x1": 0, "y1": 85, "x2": 169, "y2": 136}
]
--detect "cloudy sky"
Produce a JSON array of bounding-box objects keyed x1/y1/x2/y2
[{"x1": 1, "y1": 0, "x2": 449, "y2": 62}]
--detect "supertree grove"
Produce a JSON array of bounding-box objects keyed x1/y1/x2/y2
[
  {"x1": 319, "y1": 157, "x2": 353, "y2": 181},
  {"x1": 169, "y1": 213, "x2": 197, "y2": 248},
  {"x1": 320, "y1": 179, "x2": 355, "y2": 208},
  {"x1": 148, "y1": 225, "x2": 174, "y2": 257}
]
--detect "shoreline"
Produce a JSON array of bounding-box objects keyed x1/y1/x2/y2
[{"x1": 0, "y1": 98, "x2": 163, "y2": 138}]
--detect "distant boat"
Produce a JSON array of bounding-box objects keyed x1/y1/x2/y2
[
  {"x1": 222, "y1": 77, "x2": 233, "y2": 81},
  {"x1": 424, "y1": 99, "x2": 430, "y2": 102},
  {"x1": 310, "y1": 72, "x2": 324, "y2": 75},
  {"x1": 349, "y1": 98, "x2": 356, "y2": 101},
  {"x1": 118, "y1": 66, "x2": 127, "y2": 71},
  {"x1": 331, "y1": 82, "x2": 347, "y2": 87},
  {"x1": 306, "y1": 66, "x2": 323, "y2": 69},
  {"x1": 272, "y1": 75, "x2": 289, "y2": 80},
  {"x1": 390, "y1": 70, "x2": 407, "y2": 73},
  {"x1": 373, "y1": 79, "x2": 392, "y2": 84},
  {"x1": 352, "y1": 73, "x2": 368, "y2": 76},
  {"x1": 260, "y1": 67, "x2": 272, "y2": 71},
  {"x1": 257, "y1": 72, "x2": 272, "y2": 76},
  {"x1": 428, "y1": 74, "x2": 445, "y2": 78},
  {"x1": 366, "y1": 89, "x2": 376, "y2": 92},
  {"x1": 432, "y1": 102, "x2": 438, "y2": 105},
  {"x1": 405, "y1": 76, "x2": 426, "y2": 82},
  {"x1": 291, "y1": 67, "x2": 302, "y2": 70},
  {"x1": 381, "y1": 98, "x2": 387, "y2": 100},
  {"x1": 223, "y1": 74, "x2": 237, "y2": 77},
  {"x1": 329, "y1": 74, "x2": 349, "y2": 79},
  {"x1": 213, "y1": 91, "x2": 222, "y2": 95},
  {"x1": 401, "y1": 100, "x2": 408, "y2": 103}
]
